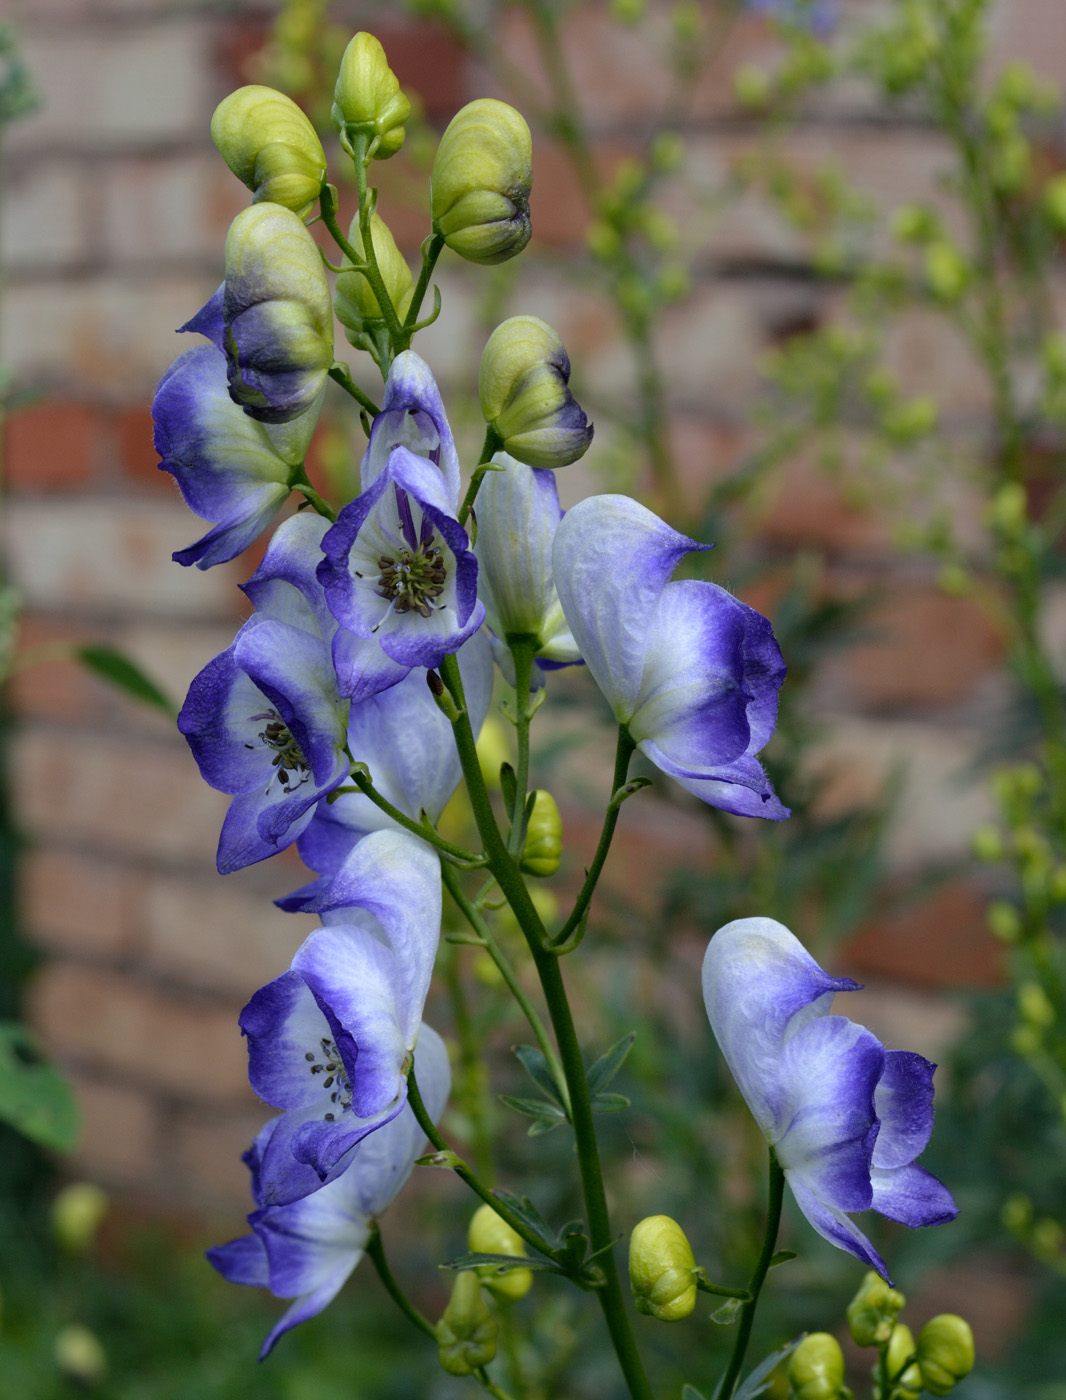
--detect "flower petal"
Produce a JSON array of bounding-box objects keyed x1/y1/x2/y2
[
  {"x1": 362, "y1": 350, "x2": 462, "y2": 506},
  {"x1": 870, "y1": 1162, "x2": 958, "y2": 1228},
  {"x1": 787, "y1": 1172, "x2": 891, "y2": 1280},
  {"x1": 872, "y1": 1050, "x2": 936, "y2": 1170}
]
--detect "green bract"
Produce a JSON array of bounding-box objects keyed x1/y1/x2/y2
[
  {"x1": 431, "y1": 98, "x2": 532, "y2": 264},
  {"x1": 211, "y1": 85, "x2": 326, "y2": 218},
  {"x1": 334, "y1": 211, "x2": 414, "y2": 342}
]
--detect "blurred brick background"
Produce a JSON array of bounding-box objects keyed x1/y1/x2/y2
[{"x1": 1, "y1": 0, "x2": 1062, "y2": 1220}]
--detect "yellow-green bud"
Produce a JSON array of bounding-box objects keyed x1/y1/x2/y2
[
  {"x1": 881, "y1": 1323, "x2": 921, "y2": 1400},
  {"x1": 788, "y1": 1332, "x2": 849, "y2": 1400},
  {"x1": 468, "y1": 1203, "x2": 533, "y2": 1302},
  {"x1": 54, "y1": 1325, "x2": 107, "y2": 1386},
  {"x1": 925, "y1": 241, "x2": 968, "y2": 301},
  {"x1": 520, "y1": 790, "x2": 562, "y2": 878},
  {"x1": 479, "y1": 316, "x2": 593, "y2": 468},
  {"x1": 1044, "y1": 173, "x2": 1066, "y2": 233},
  {"x1": 734, "y1": 65, "x2": 772, "y2": 111},
  {"x1": 51, "y1": 1182, "x2": 108, "y2": 1255},
  {"x1": 628, "y1": 1215, "x2": 698, "y2": 1322},
  {"x1": 436, "y1": 1271, "x2": 498, "y2": 1375},
  {"x1": 847, "y1": 1270, "x2": 906, "y2": 1348},
  {"x1": 892, "y1": 203, "x2": 939, "y2": 245},
  {"x1": 916, "y1": 1315, "x2": 975, "y2": 1395},
  {"x1": 972, "y1": 824, "x2": 1004, "y2": 862},
  {"x1": 332, "y1": 32, "x2": 411, "y2": 158},
  {"x1": 431, "y1": 99, "x2": 532, "y2": 264},
  {"x1": 334, "y1": 212, "x2": 414, "y2": 342},
  {"x1": 211, "y1": 85, "x2": 326, "y2": 218}
]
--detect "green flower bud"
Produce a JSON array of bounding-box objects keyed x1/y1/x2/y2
[
  {"x1": 892, "y1": 203, "x2": 940, "y2": 245},
  {"x1": 972, "y1": 824, "x2": 1004, "y2": 862},
  {"x1": 520, "y1": 790, "x2": 562, "y2": 878},
  {"x1": 334, "y1": 212, "x2": 414, "y2": 342},
  {"x1": 54, "y1": 1325, "x2": 107, "y2": 1386},
  {"x1": 847, "y1": 1270, "x2": 906, "y2": 1348},
  {"x1": 925, "y1": 241, "x2": 969, "y2": 302},
  {"x1": 51, "y1": 1182, "x2": 108, "y2": 1255},
  {"x1": 788, "y1": 1332, "x2": 850, "y2": 1399},
  {"x1": 468, "y1": 1202, "x2": 533, "y2": 1302},
  {"x1": 431, "y1": 99, "x2": 532, "y2": 264},
  {"x1": 1044, "y1": 173, "x2": 1066, "y2": 233},
  {"x1": 332, "y1": 32, "x2": 411, "y2": 159},
  {"x1": 881, "y1": 1323, "x2": 921, "y2": 1400},
  {"x1": 628, "y1": 1215, "x2": 698, "y2": 1322},
  {"x1": 916, "y1": 1315, "x2": 975, "y2": 1395},
  {"x1": 479, "y1": 316, "x2": 593, "y2": 469},
  {"x1": 436, "y1": 1271, "x2": 498, "y2": 1375},
  {"x1": 987, "y1": 899, "x2": 1021, "y2": 944},
  {"x1": 211, "y1": 85, "x2": 326, "y2": 218}
]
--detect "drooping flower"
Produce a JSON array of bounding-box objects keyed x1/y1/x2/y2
[
  {"x1": 315, "y1": 352, "x2": 482, "y2": 696},
  {"x1": 208, "y1": 1023, "x2": 450, "y2": 1358},
  {"x1": 474, "y1": 455, "x2": 581, "y2": 684},
  {"x1": 178, "y1": 514, "x2": 349, "y2": 873},
  {"x1": 280, "y1": 626, "x2": 494, "y2": 910},
  {"x1": 154, "y1": 343, "x2": 322, "y2": 568},
  {"x1": 702, "y1": 917, "x2": 958, "y2": 1279},
  {"x1": 241, "y1": 830, "x2": 442, "y2": 1204},
  {"x1": 553, "y1": 494, "x2": 788, "y2": 819}
]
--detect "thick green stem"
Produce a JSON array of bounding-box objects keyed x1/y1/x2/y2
[
  {"x1": 715, "y1": 1153, "x2": 785, "y2": 1400},
  {"x1": 458, "y1": 428, "x2": 506, "y2": 529},
  {"x1": 438, "y1": 655, "x2": 656, "y2": 1400},
  {"x1": 552, "y1": 727, "x2": 637, "y2": 948},
  {"x1": 320, "y1": 176, "x2": 403, "y2": 357},
  {"x1": 327, "y1": 363, "x2": 381, "y2": 417},
  {"x1": 367, "y1": 1230, "x2": 438, "y2": 1340}
]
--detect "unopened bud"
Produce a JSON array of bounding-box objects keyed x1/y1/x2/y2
[
  {"x1": 479, "y1": 317, "x2": 593, "y2": 468},
  {"x1": 211, "y1": 85, "x2": 326, "y2": 217},
  {"x1": 788, "y1": 1332, "x2": 850, "y2": 1399},
  {"x1": 335, "y1": 212, "x2": 414, "y2": 341},
  {"x1": 881, "y1": 1323, "x2": 921, "y2": 1400},
  {"x1": 628, "y1": 1215, "x2": 697, "y2": 1322},
  {"x1": 55, "y1": 1325, "x2": 107, "y2": 1386},
  {"x1": 468, "y1": 1203, "x2": 533, "y2": 1302},
  {"x1": 436, "y1": 1271, "x2": 498, "y2": 1375},
  {"x1": 987, "y1": 899, "x2": 1022, "y2": 944},
  {"x1": 925, "y1": 241, "x2": 968, "y2": 302},
  {"x1": 332, "y1": 32, "x2": 411, "y2": 158},
  {"x1": 847, "y1": 1270, "x2": 906, "y2": 1348},
  {"x1": 51, "y1": 1182, "x2": 108, "y2": 1255},
  {"x1": 520, "y1": 790, "x2": 562, "y2": 878},
  {"x1": 916, "y1": 1315, "x2": 974, "y2": 1395},
  {"x1": 431, "y1": 99, "x2": 532, "y2": 264}
]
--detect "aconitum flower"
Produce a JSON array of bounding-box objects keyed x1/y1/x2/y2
[
  {"x1": 153, "y1": 344, "x2": 322, "y2": 568},
  {"x1": 553, "y1": 495, "x2": 788, "y2": 819},
  {"x1": 703, "y1": 918, "x2": 957, "y2": 1278},
  {"x1": 242, "y1": 830, "x2": 442, "y2": 1204},
  {"x1": 475, "y1": 455, "x2": 581, "y2": 683},
  {"x1": 209, "y1": 1024, "x2": 449, "y2": 1358}
]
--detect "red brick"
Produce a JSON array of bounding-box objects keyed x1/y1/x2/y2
[
  {"x1": 65, "y1": 1072, "x2": 159, "y2": 1188},
  {"x1": 21, "y1": 848, "x2": 145, "y2": 960},
  {"x1": 845, "y1": 880, "x2": 1002, "y2": 989},
  {"x1": 169, "y1": 1105, "x2": 271, "y2": 1212},
  {"x1": 376, "y1": 22, "x2": 470, "y2": 123},
  {"x1": 755, "y1": 452, "x2": 891, "y2": 557},
  {"x1": 4, "y1": 401, "x2": 99, "y2": 493},
  {"x1": 30, "y1": 962, "x2": 250, "y2": 1102},
  {"x1": 7, "y1": 614, "x2": 105, "y2": 725},
  {"x1": 116, "y1": 406, "x2": 170, "y2": 491},
  {"x1": 833, "y1": 585, "x2": 1004, "y2": 711}
]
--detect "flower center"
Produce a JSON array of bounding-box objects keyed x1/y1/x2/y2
[
  {"x1": 304, "y1": 1036, "x2": 353, "y2": 1121},
  {"x1": 248, "y1": 710, "x2": 310, "y2": 794},
  {"x1": 376, "y1": 545, "x2": 447, "y2": 617}
]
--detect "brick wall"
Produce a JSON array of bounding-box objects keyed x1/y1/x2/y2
[{"x1": 1, "y1": 0, "x2": 1062, "y2": 1217}]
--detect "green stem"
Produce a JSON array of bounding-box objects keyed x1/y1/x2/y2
[
  {"x1": 473, "y1": 1368, "x2": 518, "y2": 1400},
  {"x1": 552, "y1": 727, "x2": 637, "y2": 948},
  {"x1": 320, "y1": 177, "x2": 404, "y2": 357},
  {"x1": 366, "y1": 1230, "x2": 437, "y2": 1340},
  {"x1": 715, "y1": 1153, "x2": 785, "y2": 1400},
  {"x1": 342, "y1": 768, "x2": 485, "y2": 867},
  {"x1": 505, "y1": 636, "x2": 538, "y2": 859},
  {"x1": 441, "y1": 860, "x2": 570, "y2": 1116},
  {"x1": 403, "y1": 231, "x2": 447, "y2": 341},
  {"x1": 327, "y1": 363, "x2": 381, "y2": 417},
  {"x1": 407, "y1": 1064, "x2": 560, "y2": 1262},
  {"x1": 440, "y1": 935, "x2": 496, "y2": 1183},
  {"x1": 438, "y1": 655, "x2": 656, "y2": 1400},
  {"x1": 458, "y1": 428, "x2": 506, "y2": 529},
  {"x1": 290, "y1": 466, "x2": 337, "y2": 523}
]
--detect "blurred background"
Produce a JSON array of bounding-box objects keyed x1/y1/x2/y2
[{"x1": 2, "y1": 0, "x2": 1066, "y2": 1395}]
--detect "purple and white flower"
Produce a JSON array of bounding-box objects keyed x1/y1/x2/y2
[
  {"x1": 241, "y1": 830, "x2": 442, "y2": 1204},
  {"x1": 208, "y1": 1024, "x2": 450, "y2": 1358},
  {"x1": 360, "y1": 350, "x2": 461, "y2": 505},
  {"x1": 154, "y1": 344, "x2": 323, "y2": 569},
  {"x1": 475, "y1": 454, "x2": 581, "y2": 684},
  {"x1": 703, "y1": 917, "x2": 957, "y2": 1279},
  {"x1": 553, "y1": 494, "x2": 788, "y2": 820}
]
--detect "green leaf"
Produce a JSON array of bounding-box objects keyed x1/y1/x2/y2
[
  {"x1": 768, "y1": 1250, "x2": 798, "y2": 1269},
  {"x1": 490, "y1": 1190, "x2": 555, "y2": 1243},
  {"x1": 682, "y1": 1387, "x2": 709, "y2": 1400},
  {"x1": 415, "y1": 1149, "x2": 466, "y2": 1169},
  {"x1": 586, "y1": 1031, "x2": 636, "y2": 1094},
  {"x1": 526, "y1": 1114, "x2": 567, "y2": 1137},
  {"x1": 443, "y1": 1252, "x2": 560, "y2": 1276},
  {"x1": 590, "y1": 1091, "x2": 630, "y2": 1114},
  {"x1": 0, "y1": 1022, "x2": 79, "y2": 1151},
  {"x1": 710, "y1": 1297, "x2": 743, "y2": 1325},
  {"x1": 76, "y1": 645, "x2": 176, "y2": 716},
  {"x1": 498, "y1": 1094, "x2": 567, "y2": 1123},
  {"x1": 512, "y1": 1044, "x2": 566, "y2": 1107},
  {"x1": 731, "y1": 1335, "x2": 805, "y2": 1400}
]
